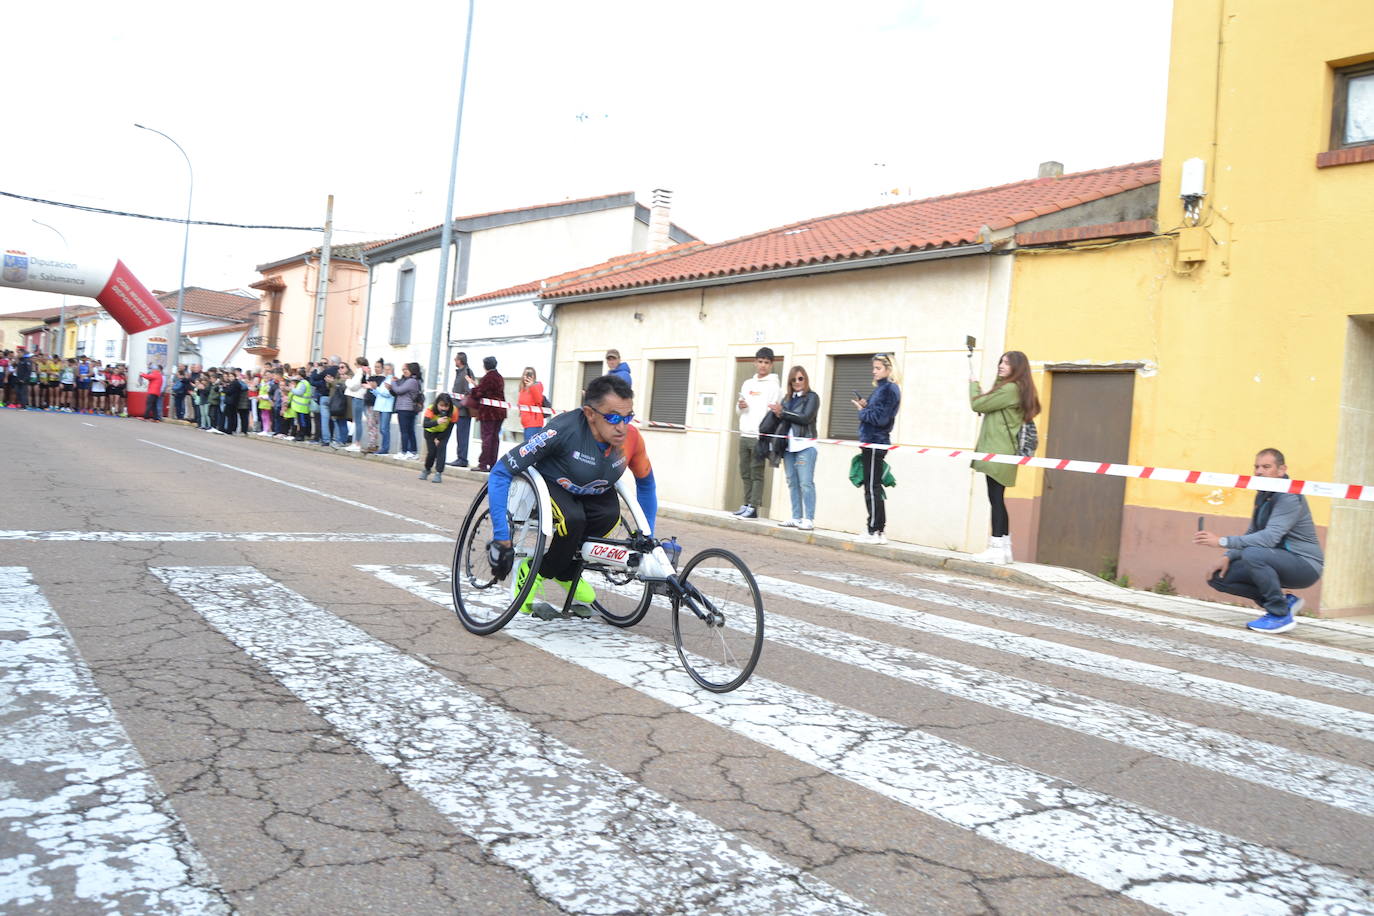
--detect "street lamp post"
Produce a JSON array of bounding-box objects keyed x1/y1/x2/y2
[
  {"x1": 134, "y1": 123, "x2": 192, "y2": 376},
  {"x1": 31, "y1": 219, "x2": 68, "y2": 358}
]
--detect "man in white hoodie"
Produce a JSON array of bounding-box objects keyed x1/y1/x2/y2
[{"x1": 733, "y1": 347, "x2": 781, "y2": 519}]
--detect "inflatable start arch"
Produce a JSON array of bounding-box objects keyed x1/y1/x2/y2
[{"x1": 2, "y1": 248, "x2": 175, "y2": 415}]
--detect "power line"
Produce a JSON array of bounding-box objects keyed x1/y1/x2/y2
[{"x1": 1, "y1": 189, "x2": 325, "y2": 232}]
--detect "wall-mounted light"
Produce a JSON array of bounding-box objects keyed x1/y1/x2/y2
[
  {"x1": 633, "y1": 311, "x2": 644, "y2": 322},
  {"x1": 1179, "y1": 157, "x2": 1206, "y2": 225}
]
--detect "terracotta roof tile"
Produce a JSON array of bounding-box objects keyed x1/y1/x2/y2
[
  {"x1": 545, "y1": 161, "x2": 1160, "y2": 299},
  {"x1": 155, "y1": 287, "x2": 259, "y2": 321}
]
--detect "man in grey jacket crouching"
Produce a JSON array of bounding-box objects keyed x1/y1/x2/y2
[{"x1": 1193, "y1": 448, "x2": 1323, "y2": 634}]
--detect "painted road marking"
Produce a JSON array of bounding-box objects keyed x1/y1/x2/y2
[
  {"x1": 140, "y1": 440, "x2": 449, "y2": 533},
  {"x1": 367, "y1": 563, "x2": 1374, "y2": 916},
  {"x1": 909, "y1": 570, "x2": 1374, "y2": 670},
  {"x1": 753, "y1": 571, "x2": 1374, "y2": 742},
  {"x1": 0, "y1": 531, "x2": 450, "y2": 542},
  {"x1": 0, "y1": 568, "x2": 227, "y2": 915},
  {"x1": 679, "y1": 569, "x2": 1374, "y2": 816},
  {"x1": 152, "y1": 566, "x2": 868, "y2": 916},
  {"x1": 811, "y1": 571, "x2": 1374, "y2": 698}
]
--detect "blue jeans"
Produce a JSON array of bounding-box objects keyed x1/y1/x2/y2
[
  {"x1": 396, "y1": 409, "x2": 418, "y2": 454},
  {"x1": 455, "y1": 415, "x2": 472, "y2": 464},
  {"x1": 314, "y1": 397, "x2": 331, "y2": 444},
  {"x1": 377, "y1": 412, "x2": 393, "y2": 454},
  {"x1": 331, "y1": 416, "x2": 349, "y2": 443},
  {"x1": 783, "y1": 447, "x2": 817, "y2": 520},
  {"x1": 1208, "y1": 546, "x2": 1321, "y2": 616},
  {"x1": 352, "y1": 398, "x2": 365, "y2": 438}
]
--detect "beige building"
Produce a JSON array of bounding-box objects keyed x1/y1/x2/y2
[
  {"x1": 539, "y1": 164, "x2": 1159, "y2": 548},
  {"x1": 248, "y1": 244, "x2": 369, "y2": 367},
  {"x1": 362, "y1": 192, "x2": 694, "y2": 397}
]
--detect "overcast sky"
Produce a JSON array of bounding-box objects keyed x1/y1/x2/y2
[{"x1": 0, "y1": 0, "x2": 1172, "y2": 315}]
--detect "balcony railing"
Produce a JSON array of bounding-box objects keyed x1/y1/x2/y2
[{"x1": 246, "y1": 335, "x2": 276, "y2": 350}]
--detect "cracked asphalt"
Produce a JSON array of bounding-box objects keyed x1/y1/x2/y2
[{"x1": 2, "y1": 409, "x2": 1372, "y2": 915}]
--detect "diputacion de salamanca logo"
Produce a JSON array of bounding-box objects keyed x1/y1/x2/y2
[{"x1": 3, "y1": 251, "x2": 29, "y2": 284}]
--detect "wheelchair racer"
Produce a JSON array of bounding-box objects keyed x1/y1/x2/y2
[{"x1": 487, "y1": 374, "x2": 657, "y2": 617}]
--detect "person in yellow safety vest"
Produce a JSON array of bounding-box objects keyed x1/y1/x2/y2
[{"x1": 289, "y1": 374, "x2": 313, "y2": 441}]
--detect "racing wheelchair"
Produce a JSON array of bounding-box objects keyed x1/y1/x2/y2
[{"x1": 450, "y1": 469, "x2": 764, "y2": 692}]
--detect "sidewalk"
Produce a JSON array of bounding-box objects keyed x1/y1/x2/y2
[{"x1": 655, "y1": 501, "x2": 1374, "y2": 656}]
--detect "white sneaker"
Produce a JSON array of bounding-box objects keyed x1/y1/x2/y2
[
  {"x1": 778, "y1": 518, "x2": 800, "y2": 528},
  {"x1": 390, "y1": 452, "x2": 407, "y2": 460},
  {"x1": 344, "y1": 444, "x2": 361, "y2": 452},
  {"x1": 799, "y1": 519, "x2": 814, "y2": 531},
  {"x1": 874, "y1": 532, "x2": 888, "y2": 545},
  {"x1": 973, "y1": 537, "x2": 1008, "y2": 564}
]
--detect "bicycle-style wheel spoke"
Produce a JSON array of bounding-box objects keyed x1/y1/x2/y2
[{"x1": 672, "y1": 549, "x2": 764, "y2": 692}]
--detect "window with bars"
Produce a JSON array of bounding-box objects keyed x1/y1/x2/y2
[
  {"x1": 390, "y1": 262, "x2": 415, "y2": 346},
  {"x1": 827, "y1": 354, "x2": 876, "y2": 440},
  {"x1": 649, "y1": 359, "x2": 690, "y2": 426}
]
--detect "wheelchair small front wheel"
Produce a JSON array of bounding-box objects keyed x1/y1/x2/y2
[
  {"x1": 671, "y1": 548, "x2": 764, "y2": 692},
  {"x1": 451, "y1": 479, "x2": 547, "y2": 635}
]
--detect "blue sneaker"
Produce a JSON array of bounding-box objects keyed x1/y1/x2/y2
[
  {"x1": 1247, "y1": 613, "x2": 1296, "y2": 634},
  {"x1": 1284, "y1": 594, "x2": 1305, "y2": 615}
]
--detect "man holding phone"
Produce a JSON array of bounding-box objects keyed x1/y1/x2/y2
[
  {"x1": 733, "y1": 347, "x2": 780, "y2": 518},
  {"x1": 1193, "y1": 448, "x2": 1324, "y2": 633}
]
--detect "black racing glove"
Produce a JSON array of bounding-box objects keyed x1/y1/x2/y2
[{"x1": 486, "y1": 540, "x2": 514, "y2": 580}]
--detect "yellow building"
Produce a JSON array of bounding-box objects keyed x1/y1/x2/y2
[{"x1": 1007, "y1": 0, "x2": 1374, "y2": 616}]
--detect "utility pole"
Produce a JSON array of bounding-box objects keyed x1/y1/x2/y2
[
  {"x1": 427, "y1": 0, "x2": 475, "y2": 403},
  {"x1": 310, "y1": 195, "x2": 334, "y2": 362}
]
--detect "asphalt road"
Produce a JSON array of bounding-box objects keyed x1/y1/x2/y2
[{"x1": 3, "y1": 409, "x2": 1372, "y2": 915}]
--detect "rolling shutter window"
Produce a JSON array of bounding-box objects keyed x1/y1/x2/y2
[
  {"x1": 390, "y1": 263, "x2": 415, "y2": 346},
  {"x1": 580, "y1": 361, "x2": 602, "y2": 400},
  {"x1": 827, "y1": 355, "x2": 874, "y2": 440},
  {"x1": 649, "y1": 359, "x2": 690, "y2": 426}
]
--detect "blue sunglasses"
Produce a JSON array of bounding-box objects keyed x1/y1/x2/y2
[{"x1": 590, "y1": 408, "x2": 635, "y2": 425}]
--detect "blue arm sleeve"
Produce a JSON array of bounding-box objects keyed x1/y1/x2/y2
[
  {"x1": 487, "y1": 461, "x2": 514, "y2": 541},
  {"x1": 636, "y1": 469, "x2": 657, "y2": 534}
]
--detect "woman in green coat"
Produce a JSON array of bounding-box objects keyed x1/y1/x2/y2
[{"x1": 969, "y1": 350, "x2": 1040, "y2": 564}]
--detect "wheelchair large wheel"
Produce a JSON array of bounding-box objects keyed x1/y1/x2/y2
[
  {"x1": 671, "y1": 548, "x2": 764, "y2": 693},
  {"x1": 590, "y1": 487, "x2": 654, "y2": 628},
  {"x1": 451, "y1": 477, "x2": 547, "y2": 635}
]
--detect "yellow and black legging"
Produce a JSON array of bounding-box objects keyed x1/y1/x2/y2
[{"x1": 541, "y1": 486, "x2": 621, "y2": 581}]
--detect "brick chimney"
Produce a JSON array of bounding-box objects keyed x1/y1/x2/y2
[
  {"x1": 1037, "y1": 161, "x2": 1064, "y2": 179},
  {"x1": 647, "y1": 188, "x2": 673, "y2": 252}
]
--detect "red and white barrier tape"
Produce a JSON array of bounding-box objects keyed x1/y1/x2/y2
[{"x1": 472, "y1": 397, "x2": 1371, "y2": 502}]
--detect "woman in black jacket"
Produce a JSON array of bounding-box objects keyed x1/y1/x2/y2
[{"x1": 769, "y1": 364, "x2": 820, "y2": 530}]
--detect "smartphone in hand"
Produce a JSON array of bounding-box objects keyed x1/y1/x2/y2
[{"x1": 1197, "y1": 516, "x2": 1205, "y2": 531}]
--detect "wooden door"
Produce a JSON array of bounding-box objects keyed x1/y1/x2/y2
[{"x1": 1035, "y1": 371, "x2": 1135, "y2": 575}]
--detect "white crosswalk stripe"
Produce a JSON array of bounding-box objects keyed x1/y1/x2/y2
[
  {"x1": 910, "y1": 570, "x2": 1374, "y2": 670},
  {"x1": 363, "y1": 564, "x2": 1374, "y2": 915},
  {"x1": 744, "y1": 571, "x2": 1374, "y2": 741},
  {"x1": 0, "y1": 568, "x2": 228, "y2": 915},
  {"x1": 150, "y1": 566, "x2": 869, "y2": 916},
  {"x1": 9, "y1": 558, "x2": 1374, "y2": 916},
  {"x1": 810, "y1": 570, "x2": 1374, "y2": 697},
  {"x1": 672, "y1": 569, "x2": 1374, "y2": 815}
]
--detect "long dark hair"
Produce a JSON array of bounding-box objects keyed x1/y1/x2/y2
[
  {"x1": 432, "y1": 392, "x2": 453, "y2": 413},
  {"x1": 992, "y1": 350, "x2": 1041, "y2": 420},
  {"x1": 404, "y1": 361, "x2": 422, "y2": 382}
]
